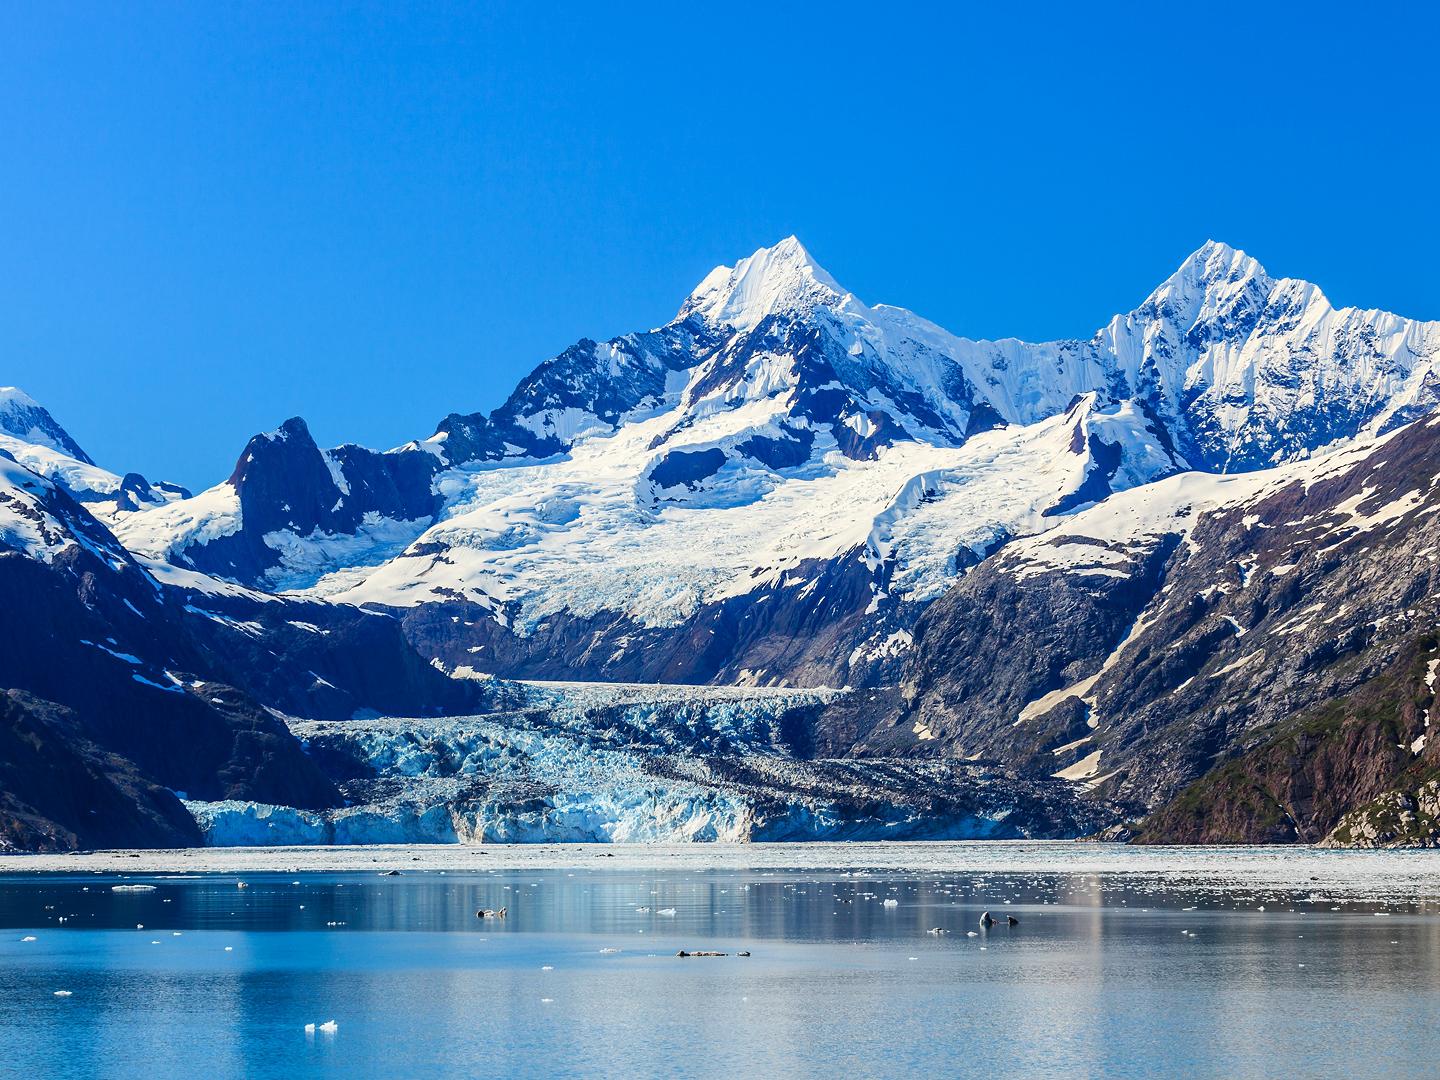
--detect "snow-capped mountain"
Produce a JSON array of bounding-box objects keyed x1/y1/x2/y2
[
  {"x1": 0, "y1": 386, "x2": 190, "y2": 519},
  {"x1": 6, "y1": 237, "x2": 1440, "y2": 851},
  {"x1": 105, "y1": 238, "x2": 1440, "y2": 689}
]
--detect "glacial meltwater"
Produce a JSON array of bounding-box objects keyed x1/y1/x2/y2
[{"x1": 3, "y1": 843, "x2": 1440, "y2": 1079}]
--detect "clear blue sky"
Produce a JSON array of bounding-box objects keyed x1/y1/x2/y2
[{"x1": 3, "y1": 2, "x2": 1437, "y2": 489}]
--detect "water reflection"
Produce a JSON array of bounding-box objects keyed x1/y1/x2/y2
[{"x1": 1, "y1": 866, "x2": 1438, "y2": 1078}]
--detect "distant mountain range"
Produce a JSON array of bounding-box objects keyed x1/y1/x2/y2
[{"x1": 4, "y1": 239, "x2": 1439, "y2": 850}]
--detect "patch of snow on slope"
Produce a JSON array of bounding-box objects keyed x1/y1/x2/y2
[{"x1": 114, "y1": 483, "x2": 243, "y2": 563}]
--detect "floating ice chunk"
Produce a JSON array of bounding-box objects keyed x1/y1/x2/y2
[
  {"x1": 318, "y1": 1020, "x2": 338, "y2": 1033},
  {"x1": 882, "y1": 898, "x2": 898, "y2": 908},
  {"x1": 21, "y1": 936, "x2": 36, "y2": 942},
  {"x1": 657, "y1": 908, "x2": 676, "y2": 916},
  {"x1": 53, "y1": 990, "x2": 72, "y2": 997},
  {"x1": 112, "y1": 885, "x2": 157, "y2": 892}
]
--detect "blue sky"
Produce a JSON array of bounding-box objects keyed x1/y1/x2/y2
[{"x1": 3, "y1": 2, "x2": 1437, "y2": 489}]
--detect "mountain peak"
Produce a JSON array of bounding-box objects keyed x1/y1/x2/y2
[
  {"x1": 1168, "y1": 240, "x2": 1271, "y2": 290},
  {"x1": 0, "y1": 386, "x2": 94, "y2": 465},
  {"x1": 1133, "y1": 240, "x2": 1274, "y2": 325},
  {"x1": 678, "y1": 236, "x2": 846, "y2": 332}
]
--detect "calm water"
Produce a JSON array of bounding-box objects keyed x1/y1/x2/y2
[{"x1": 3, "y1": 850, "x2": 1440, "y2": 1078}]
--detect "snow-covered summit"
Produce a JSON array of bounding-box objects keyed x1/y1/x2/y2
[
  {"x1": 0, "y1": 386, "x2": 94, "y2": 464},
  {"x1": 678, "y1": 236, "x2": 846, "y2": 333},
  {"x1": 0, "y1": 387, "x2": 190, "y2": 520}
]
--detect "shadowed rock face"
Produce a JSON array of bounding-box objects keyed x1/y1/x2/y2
[
  {"x1": 0, "y1": 691, "x2": 201, "y2": 852},
  {"x1": 398, "y1": 550, "x2": 905, "y2": 690},
  {"x1": 174, "y1": 416, "x2": 441, "y2": 585}
]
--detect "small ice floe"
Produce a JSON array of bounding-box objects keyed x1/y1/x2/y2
[
  {"x1": 112, "y1": 885, "x2": 157, "y2": 893},
  {"x1": 599, "y1": 948, "x2": 621, "y2": 955},
  {"x1": 657, "y1": 908, "x2": 676, "y2": 917},
  {"x1": 21, "y1": 936, "x2": 36, "y2": 942},
  {"x1": 635, "y1": 906, "x2": 651, "y2": 913},
  {"x1": 224, "y1": 947, "x2": 234, "y2": 952},
  {"x1": 540, "y1": 998, "x2": 554, "y2": 1004},
  {"x1": 882, "y1": 899, "x2": 899, "y2": 908},
  {"x1": 966, "y1": 931, "x2": 978, "y2": 938},
  {"x1": 53, "y1": 990, "x2": 72, "y2": 997},
  {"x1": 319, "y1": 1021, "x2": 337, "y2": 1033},
  {"x1": 927, "y1": 927, "x2": 948, "y2": 936},
  {"x1": 541, "y1": 966, "x2": 553, "y2": 971}
]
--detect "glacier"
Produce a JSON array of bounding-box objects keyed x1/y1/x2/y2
[{"x1": 184, "y1": 680, "x2": 1110, "y2": 845}]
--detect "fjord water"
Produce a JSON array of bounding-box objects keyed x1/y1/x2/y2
[{"x1": 3, "y1": 846, "x2": 1440, "y2": 1079}]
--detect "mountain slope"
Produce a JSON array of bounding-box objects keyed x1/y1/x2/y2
[{"x1": 900, "y1": 414, "x2": 1440, "y2": 838}]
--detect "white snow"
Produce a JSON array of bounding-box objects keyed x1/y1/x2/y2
[
  {"x1": 321, "y1": 393, "x2": 1171, "y2": 629},
  {"x1": 1053, "y1": 749, "x2": 1103, "y2": 782}
]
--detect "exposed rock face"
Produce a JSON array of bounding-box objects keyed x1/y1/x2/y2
[
  {"x1": 900, "y1": 416, "x2": 1440, "y2": 840},
  {"x1": 400, "y1": 551, "x2": 891, "y2": 689},
  {"x1": 0, "y1": 691, "x2": 200, "y2": 852},
  {"x1": 116, "y1": 417, "x2": 442, "y2": 588},
  {"x1": 1323, "y1": 779, "x2": 1440, "y2": 848},
  {"x1": 899, "y1": 532, "x2": 1179, "y2": 768},
  {"x1": 1136, "y1": 641, "x2": 1435, "y2": 843}
]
